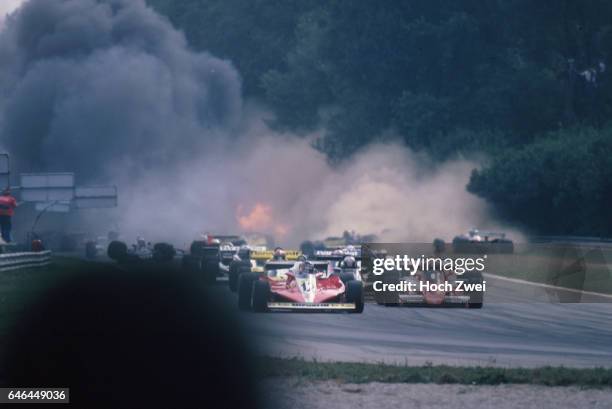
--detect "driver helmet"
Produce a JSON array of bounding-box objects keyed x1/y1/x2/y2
[
  {"x1": 273, "y1": 247, "x2": 286, "y2": 261},
  {"x1": 343, "y1": 255, "x2": 356, "y2": 268},
  {"x1": 237, "y1": 245, "x2": 251, "y2": 260}
]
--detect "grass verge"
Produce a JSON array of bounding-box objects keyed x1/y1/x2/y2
[{"x1": 259, "y1": 357, "x2": 612, "y2": 387}]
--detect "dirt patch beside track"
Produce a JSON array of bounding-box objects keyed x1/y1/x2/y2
[{"x1": 261, "y1": 379, "x2": 612, "y2": 409}]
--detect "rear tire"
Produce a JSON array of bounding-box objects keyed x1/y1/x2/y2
[
  {"x1": 238, "y1": 272, "x2": 258, "y2": 311},
  {"x1": 464, "y1": 271, "x2": 484, "y2": 309},
  {"x1": 252, "y1": 280, "x2": 270, "y2": 313},
  {"x1": 203, "y1": 258, "x2": 218, "y2": 285},
  {"x1": 345, "y1": 280, "x2": 364, "y2": 313},
  {"x1": 229, "y1": 261, "x2": 250, "y2": 292},
  {"x1": 189, "y1": 241, "x2": 207, "y2": 257},
  {"x1": 182, "y1": 255, "x2": 202, "y2": 273},
  {"x1": 153, "y1": 242, "x2": 176, "y2": 263},
  {"x1": 107, "y1": 240, "x2": 128, "y2": 262},
  {"x1": 229, "y1": 264, "x2": 239, "y2": 292}
]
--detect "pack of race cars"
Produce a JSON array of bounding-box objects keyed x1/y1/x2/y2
[{"x1": 104, "y1": 230, "x2": 492, "y2": 313}]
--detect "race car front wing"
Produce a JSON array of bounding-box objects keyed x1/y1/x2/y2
[
  {"x1": 398, "y1": 294, "x2": 470, "y2": 304},
  {"x1": 267, "y1": 302, "x2": 356, "y2": 311}
]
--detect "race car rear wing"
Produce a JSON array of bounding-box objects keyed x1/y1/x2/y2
[
  {"x1": 251, "y1": 250, "x2": 302, "y2": 261},
  {"x1": 262, "y1": 260, "x2": 329, "y2": 271},
  {"x1": 314, "y1": 249, "x2": 361, "y2": 261}
]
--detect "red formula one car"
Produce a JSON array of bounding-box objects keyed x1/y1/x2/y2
[{"x1": 237, "y1": 259, "x2": 364, "y2": 313}]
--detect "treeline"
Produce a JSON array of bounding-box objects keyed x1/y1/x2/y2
[{"x1": 148, "y1": 0, "x2": 612, "y2": 235}]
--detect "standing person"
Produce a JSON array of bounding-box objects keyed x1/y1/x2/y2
[{"x1": 0, "y1": 188, "x2": 18, "y2": 243}]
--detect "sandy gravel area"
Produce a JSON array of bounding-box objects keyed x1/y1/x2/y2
[{"x1": 261, "y1": 379, "x2": 612, "y2": 409}]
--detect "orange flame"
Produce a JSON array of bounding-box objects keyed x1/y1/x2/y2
[{"x1": 236, "y1": 203, "x2": 290, "y2": 237}]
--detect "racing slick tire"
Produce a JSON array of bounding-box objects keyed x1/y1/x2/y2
[
  {"x1": 107, "y1": 240, "x2": 128, "y2": 262},
  {"x1": 85, "y1": 241, "x2": 97, "y2": 259},
  {"x1": 189, "y1": 240, "x2": 207, "y2": 257},
  {"x1": 229, "y1": 265, "x2": 239, "y2": 292},
  {"x1": 202, "y1": 258, "x2": 218, "y2": 285},
  {"x1": 153, "y1": 242, "x2": 176, "y2": 263},
  {"x1": 338, "y1": 272, "x2": 355, "y2": 285},
  {"x1": 464, "y1": 271, "x2": 484, "y2": 309},
  {"x1": 229, "y1": 263, "x2": 251, "y2": 292},
  {"x1": 182, "y1": 255, "x2": 202, "y2": 273},
  {"x1": 252, "y1": 280, "x2": 270, "y2": 313},
  {"x1": 238, "y1": 272, "x2": 258, "y2": 311},
  {"x1": 433, "y1": 238, "x2": 445, "y2": 254},
  {"x1": 345, "y1": 280, "x2": 364, "y2": 313}
]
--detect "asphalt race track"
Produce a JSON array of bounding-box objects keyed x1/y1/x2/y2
[{"x1": 232, "y1": 275, "x2": 612, "y2": 368}]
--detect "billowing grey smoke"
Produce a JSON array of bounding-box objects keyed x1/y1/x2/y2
[
  {"x1": 0, "y1": 0, "x2": 522, "y2": 247},
  {"x1": 0, "y1": 0, "x2": 241, "y2": 178}
]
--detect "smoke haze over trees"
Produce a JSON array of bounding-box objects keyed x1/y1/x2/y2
[
  {"x1": 148, "y1": 0, "x2": 612, "y2": 236},
  {"x1": 0, "y1": 0, "x2": 610, "y2": 239},
  {"x1": 1, "y1": 0, "x2": 514, "y2": 245}
]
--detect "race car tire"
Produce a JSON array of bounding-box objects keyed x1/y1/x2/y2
[
  {"x1": 107, "y1": 240, "x2": 128, "y2": 262},
  {"x1": 153, "y1": 242, "x2": 176, "y2": 263},
  {"x1": 238, "y1": 272, "x2": 258, "y2": 311},
  {"x1": 229, "y1": 267, "x2": 239, "y2": 292},
  {"x1": 229, "y1": 261, "x2": 249, "y2": 292},
  {"x1": 182, "y1": 255, "x2": 202, "y2": 273},
  {"x1": 464, "y1": 271, "x2": 484, "y2": 309},
  {"x1": 189, "y1": 240, "x2": 207, "y2": 257},
  {"x1": 252, "y1": 280, "x2": 270, "y2": 313},
  {"x1": 345, "y1": 280, "x2": 364, "y2": 313},
  {"x1": 433, "y1": 238, "x2": 445, "y2": 254},
  {"x1": 85, "y1": 241, "x2": 97, "y2": 259},
  {"x1": 339, "y1": 272, "x2": 355, "y2": 285},
  {"x1": 203, "y1": 258, "x2": 218, "y2": 285}
]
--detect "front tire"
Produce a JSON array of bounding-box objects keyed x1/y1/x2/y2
[
  {"x1": 229, "y1": 263, "x2": 240, "y2": 292},
  {"x1": 338, "y1": 272, "x2": 355, "y2": 285},
  {"x1": 252, "y1": 280, "x2": 270, "y2": 313},
  {"x1": 345, "y1": 280, "x2": 364, "y2": 313},
  {"x1": 238, "y1": 272, "x2": 258, "y2": 311},
  {"x1": 229, "y1": 262, "x2": 250, "y2": 292}
]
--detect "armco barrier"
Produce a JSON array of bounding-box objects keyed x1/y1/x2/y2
[{"x1": 0, "y1": 251, "x2": 52, "y2": 272}]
